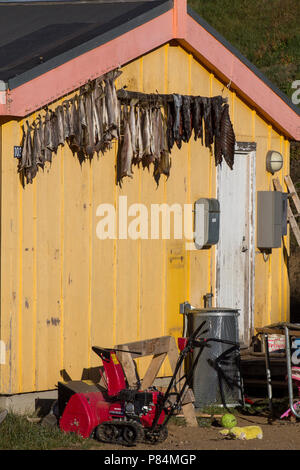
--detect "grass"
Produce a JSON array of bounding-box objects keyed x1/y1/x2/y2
[
  {"x1": 188, "y1": 0, "x2": 300, "y2": 103},
  {"x1": 0, "y1": 411, "x2": 95, "y2": 450}
]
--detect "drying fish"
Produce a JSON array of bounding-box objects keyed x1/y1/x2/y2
[
  {"x1": 142, "y1": 107, "x2": 151, "y2": 161},
  {"x1": 211, "y1": 96, "x2": 224, "y2": 166},
  {"x1": 111, "y1": 70, "x2": 122, "y2": 137},
  {"x1": 173, "y1": 94, "x2": 183, "y2": 149},
  {"x1": 182, "y1": 96, "x2": 192, "y2": 143},
  {"x1": 63, "y1": 100, "x2": 71, "y2": 141},
  {"x1": 192, "y1": 96, "x2": 203, "y2": 143},
  {"x1": 78, "y1": 94, "x2": 88, "y2": 151},
  {"x1": 105, "y1": 74, "x2": 118, "y2": 140},
  {"x1": 148, "y1": 107, "x2": 159, "y2": 164},
  {"x1": 220, "y1": 103, "x2": 235, "y2": 170},
  {"x1": 129, "y1": 99, "x2": 138, "y2": 158},
  {"x1": 18, "y1": 124, "x2": 28, "y2": 173},
  {"x1": 36, "y1": 115, "x2": 45, "y2": 166},
  {"x1": 68, "y1": 97, "x2": 81, "y2": 154},
  {"x1": 23, "y1": 121, "x2": 38, "y2": 184},
  {"x1": 50, "y1": 110, "x2": 59, "y2": 153},
  {"x1": 118, "y1": 107, "x2": 134, "y2": 183},
  {"x1": 43, "y1": 112, "x2": 52, "y2": 163},
  {"x1": 153, "y1": 151, "x2": 171, "y2": 186},
  {"x1": 91, "y1": 87, "x2": 102, "y2": 146},
  {"x1": 84, "y1": 92, "x2": 95, "y2": 157},
  {"x1": 133, "y1": 106, "x2": 144, "y2": 165},
  {"x1": 202, "y1": 97, "x2": 214, "y2": 150},
  {"x1": 56, "y1": 105, "x2": 65, "y2": 147},
  {"x1": 32, "y1": 121, "x2": 43, "y2": 168},
  {"x1": 166, "y1": 101, "x2": 175, "y2": 152}
]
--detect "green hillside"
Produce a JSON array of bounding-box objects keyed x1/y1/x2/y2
[{"x1": 188, "y1": 0, "x2": 300, "y2": 106}]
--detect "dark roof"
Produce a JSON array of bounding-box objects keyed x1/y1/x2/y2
[
  {"x1": 187, "y1": 7, "x2": 300, "y2": 117},
  {"x1": 0, "y1": 0, "x2": 172, "y2": 89}
]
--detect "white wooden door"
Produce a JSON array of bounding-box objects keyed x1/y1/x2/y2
[{"x1": 216, "y1": 151, "x2": 256, "y2": 346}]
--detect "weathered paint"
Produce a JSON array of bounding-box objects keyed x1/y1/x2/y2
[{"x1": 0, "y1": 44, "x2": 290, "y2": 394}]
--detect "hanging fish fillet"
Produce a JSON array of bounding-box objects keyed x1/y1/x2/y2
[
  {"x1": 105, "y1": 75, "x2": 118, "y2": 140},
  {"x1": 211, "y1": 96, "x2": 224, "y2": 166},
  {"x1": 50, "y1": 109, "x2": 59, "y2": 153},
  {"x1": 23, "y1": 121, "x2": 37, "y2": 184},
  {"x1": 192, "y1": 97, "x2": 203, "y2": 143},
  {"x1": 78, "y1": 94, "x2": 88, "y2": 151},
  {"x1": 36, "y1": 115, "x2": 45, "y2": 166},
  {"x1": 19, "y1": 124, "x2": 27, "y2": 173},
  {"x1": 84, "y1": 92, "x2": 95, "y2": 157},
  {"x1": 133, "y1": 106, "x2": 144, "y2": 164},
  {"x1": 56, "y1": 105, "x2": 65, "y2": 147},
  {"x1": 148, "y1": 107, "x2": 159, "y2": 164},
  {"x1": 220, "y1": 103, "x2": 235, "y2": 169},
  {"x1": 63, "y1": 100, "x2": 71, "y2": 141},
  {"x1": 32, "y1": 121, "x2": 43, "y2": 168},
  {"x1": 91, "y1": 87, "x2": 101, "y2": 146},
  {"x1": 69, "y1": 97, "x2": 81, "y2": 154},
  {"x1": 118, "y1": 106, "x2": 134, "y2": 182},
  {"x1": 173, "y1": 94, "x2": 183, "y2": 149},
  {"x1": 182, "y1": 96, "x2": 192, "y2": 143},
  {"x1": 111, "y1": 70, "x2": 122, "y2": 138},
  {"x1": 202, "y1": 98, "x2": 214, "y2": 149},
  {"x1": 166, "y1": 101, "x2": 175, "y2": 152},
  {"x1": 142, "y1": 107, "x2": 151, "y2": 157},
  {"x1": 153, "y1": 151, "x2": 171, "y2": 186},
  {"x1": 43, "y1": 109, "x2": 53, "y2": 162},
  {"x1": 129, "y1": 99, "x2": 138, "y2": 158}
]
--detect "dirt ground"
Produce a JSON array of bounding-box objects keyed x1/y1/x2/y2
[{"x1": 87, "y1": 412, "x2": 300, "y2": 451}]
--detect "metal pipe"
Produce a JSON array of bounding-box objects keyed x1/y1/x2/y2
[
  {"x1": 285, "y1": 326, "x2": 300, "y2": 419},
  {"x1": 263, "y1": 333, "x2": 273, "y2": 418}
]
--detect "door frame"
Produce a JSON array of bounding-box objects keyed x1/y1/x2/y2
[{"x1": 215, "y1": 142, "x2": 256, "y2": 347}]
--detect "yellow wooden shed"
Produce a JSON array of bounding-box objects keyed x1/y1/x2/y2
[{"x1": 0, "y1": 0, "x2": 299, "y2": 396}]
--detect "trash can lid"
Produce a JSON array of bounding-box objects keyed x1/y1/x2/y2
[{"x1": 186, "y1": 308, "x2": 239, "y2": 317}]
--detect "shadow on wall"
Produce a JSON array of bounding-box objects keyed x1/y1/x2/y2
[{"x1": 291, "y1": 298, "x2": 300, "y2": 323}]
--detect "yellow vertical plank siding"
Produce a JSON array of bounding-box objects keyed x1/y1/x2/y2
[
  {"x1": 165, "y1": 46, "x2": 190, "y2": 341},
  {"x1": 0, "y1": 44, "x2": 291, "y2": 393},
  {"x1": 35, "y1": 147, "x2": 61, "y2": 389},
  {"x1": 0, "y1": 119, "x2": 21, "y2": 393},
  {"x1": 139, "y1": 50, "x2": 166, "y2": 345}
]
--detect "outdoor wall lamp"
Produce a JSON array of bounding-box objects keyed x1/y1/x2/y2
[{"x1": 266, "y1": 150, "x2": 283, "y2": 174}]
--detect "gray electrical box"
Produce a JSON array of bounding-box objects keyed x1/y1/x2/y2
[
  {"x1": 194, "y1": 198, "x2": 220, "y2": 249},
  {"x1": 257, "y1": 191, "x2": 288, "y2": 249}
]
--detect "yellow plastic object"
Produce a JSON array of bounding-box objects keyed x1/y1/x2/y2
[{"x1": 220, "y1": 426, "x2": 263, "y2": 440}]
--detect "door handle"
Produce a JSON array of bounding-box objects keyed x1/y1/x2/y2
[{"x1": 241, "y1": 236, "x2": 248, "y2": 252}]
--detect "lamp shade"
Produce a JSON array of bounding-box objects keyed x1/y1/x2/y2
[{"x1": 266, "y1": 150, "x2": 283, "y2": 174}]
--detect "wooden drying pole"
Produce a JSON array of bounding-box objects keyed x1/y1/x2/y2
[
  {"x1": 114, "y1": 336, "x2": 198, "y2": 427},
  {"x1": 116, "y1": 88, "x2": 228, "y2": 105}
]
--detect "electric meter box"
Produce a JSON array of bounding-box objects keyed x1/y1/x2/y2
[
  {"x1": 257, "y1": 191, "x2": 288, "y2": 249},
  {"x1": 194, "y1": 198, "x2": 220, "y2": 249}
]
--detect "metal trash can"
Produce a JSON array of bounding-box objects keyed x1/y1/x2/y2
[{"x1": 186, "y1": 307, "x2": 241, "y2": 408}]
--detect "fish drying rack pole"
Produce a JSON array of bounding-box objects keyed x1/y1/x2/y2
[{"x1": 116, "y1": 88, "x2": 228, "y2": 106}]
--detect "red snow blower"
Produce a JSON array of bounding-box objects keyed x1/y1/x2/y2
[{"x1": 52, "y1": 321, "x2": 241, "y2": 446}]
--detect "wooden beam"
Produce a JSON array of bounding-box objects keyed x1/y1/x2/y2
[
  {"x1": 115, "y1": 336, "x2": 172, "y2": 358},
  {"x1": 115, "y1": 345, "x2": 138, "y2": 387},
  {"x1": 284, "y1": 175, "x2": 300, "y2": 215},
  {"x1": 141, "y1": 353, "x2": 167, "y2": 390},
  {"x1": 273, "y1": 177, "x2": 300, "y2": 246}
]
